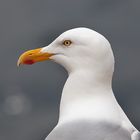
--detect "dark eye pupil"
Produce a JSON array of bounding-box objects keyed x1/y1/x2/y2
[{"x1": 63, "y1": 40, "x2": 71, "y2": 46}]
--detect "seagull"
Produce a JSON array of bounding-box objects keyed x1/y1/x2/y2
[{"x1": 17, "y1": 27, "x2": 140, "y2": 140}]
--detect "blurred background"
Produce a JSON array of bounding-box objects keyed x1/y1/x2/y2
[{"x1": 0, "y1": 0, "x2": 140, "y2": 139}]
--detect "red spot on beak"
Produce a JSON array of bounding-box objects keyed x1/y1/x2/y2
[{"x1": 24, "y1": 60, "x2": 35, "y2": 65}]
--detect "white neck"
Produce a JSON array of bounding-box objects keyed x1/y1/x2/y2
[{"x1": 58, "y1": 68, "x2": 118, "y2": 124}]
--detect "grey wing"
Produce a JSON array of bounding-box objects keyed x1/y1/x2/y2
[
  {"x1": 131, "y1": 131, "x2": 140, "y2": 140},
  {"x1": 45, "y1": 121, "x2": 131, "y2": 140}
]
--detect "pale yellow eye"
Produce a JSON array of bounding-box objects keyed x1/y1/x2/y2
[{"x1": 63, "y1": 40, "x2": 72, "y2": 46}]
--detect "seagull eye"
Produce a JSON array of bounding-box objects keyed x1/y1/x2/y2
[{"x1": 63, "y1": 40, "x2": 72, "y2": 46}]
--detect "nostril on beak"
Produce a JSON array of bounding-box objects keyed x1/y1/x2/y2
[{"x1": 28, "y1": 53, "x2": 33, "y2": 56}]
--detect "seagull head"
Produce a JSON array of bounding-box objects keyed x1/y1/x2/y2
[{"x1": 18, "y1": 27, "x2": 114, "y2": 76}]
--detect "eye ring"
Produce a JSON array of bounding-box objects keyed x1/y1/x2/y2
[{"x1": 63, "y1": 40, "x2": 72, "y2": 46}]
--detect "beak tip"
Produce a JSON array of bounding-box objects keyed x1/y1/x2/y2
[
  {"x1": 17, "y1": 64, "x2": 20, "y2": 67},
  {"x1": 17, "y1": 59, "x2": 21, "y2": 67}
]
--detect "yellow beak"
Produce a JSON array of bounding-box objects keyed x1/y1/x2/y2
[{"x1": 17, "y1": 48, "x2": 54, "y2": 66}]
